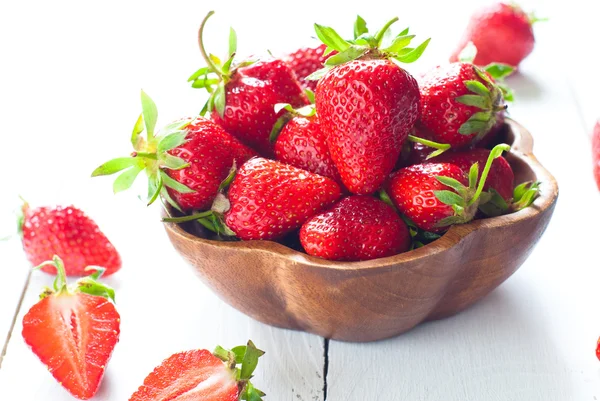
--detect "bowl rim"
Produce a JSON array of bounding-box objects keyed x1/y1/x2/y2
[{"x1": 163, "y1": 119, "x2": 559, "y2": 272}]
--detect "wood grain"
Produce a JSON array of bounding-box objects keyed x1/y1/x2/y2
[{"x1": 164, "y1": 120, "x2": 558, "y2": 342}]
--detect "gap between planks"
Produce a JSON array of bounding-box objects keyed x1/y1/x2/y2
[{"x1": 0, "y1": 270, "x2": 32, "y2": 370}]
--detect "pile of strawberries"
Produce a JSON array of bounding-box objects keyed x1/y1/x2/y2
[{"x1": 95, "y1": 11, "x2": 540, "y2": 262}]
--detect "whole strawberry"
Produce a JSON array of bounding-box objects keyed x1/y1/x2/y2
[
  {"x1": 20, "y1": 204, "x2": 121, "y2": 276},
  {"x1": 388, "y1": 144, "x2": 510, "y2": 232},
  {"x1": 223, "y1": 158, "x2": 342, "y2": 240},
  {"x1": 189, "y1": 11, "x2": 308, "y2": 156},
  {"x1": 450, "y1": 2, "x2": 542, "y2": 67},
  {"x1": 22, "y1": 256, "x2": 120, "y2": 400},
  {"x1": 311, "y1": 17, "x2": 430, "y2": 194},
  {"x1": 300, "y1": 196, "x2": 411, "y2": 261},
  {"x1": 419, "y1": 61, "x2": 512, "y2": 148},
  {"x1": 93, "y1": 91, "x2": 255, "y2": 213},
  {"x1": 284, "y1": 44, "x2": 332, "y2": 92},
  {"x1": 130, "y1": 341, "x2": 265, "y2": 401},
  {"x1": 272, "y1": 105, "x2": 341, "y2": 183},
  {"x1": 593, "y1": 121, "x2": 600, "y2": 191}
]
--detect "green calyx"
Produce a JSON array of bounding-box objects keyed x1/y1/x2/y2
[
  {"x1": 479, "y1": 181, "x2": 541, "y2": 217},
  {"x1": 34, "y1": 255, "x2": 116, "y2": 302},
  {"x1": 269, "y1": 103, "x2": 316, "y2": 143},
  {"x1": 306, "y1": 15, "x2": 430, "y2": 81},
  {"x1": 213, "y1": 340, "x2": 266, "y2": 400},
  {"x1": 92, "y1": 91, "x2": 195, "y2": 212},
  {"x1": 406, "y1": 134, "x2": 451, "y2": 159},
  {"x1": 434, "y1": 143, "x2": 511, "y2": 228}
]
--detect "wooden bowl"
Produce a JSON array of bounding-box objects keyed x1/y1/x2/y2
[{"x1": 163, "y1": 119, "x2": 558, "y2": 342}]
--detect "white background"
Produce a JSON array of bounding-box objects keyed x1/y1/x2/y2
[{"x1": 0, "y1": 0, "x2": 599, "y2": 399}]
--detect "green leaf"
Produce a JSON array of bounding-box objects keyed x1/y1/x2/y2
[
  {"x1": 436, "y1": 176, "x2": 466, "y2": 193},
  {"x1": 398, "y1": 27, "x2": 409, "y2": 36},
  {"x1": 484, "y1": 63, "x2": 515, "y2": 80},
  {"x1": 131, "y1": 113, "x2": 145, "y2": 150},
  {"x1": 383, "y1": 35, "x2": 415, "y2": 53},
  {"x1": 353, "y1": 15, "x2": 368, "y2": 39},
  {"x1": 296, "y1": 105, "x2": 316, "y2": 117},
  {"x1": 140, "y1": 90, "x2": 158, "y2": 138},
  {"x1": 231, "y1": 345, "x2": 247, "y2": 364},
  {"x1": 513, "y1": 181, "x2": 538, "y2": 201},
  {"x1": 187, "y1": 66, "x2": 211, "y2": 82},
  {"x1": 468, "y1": 163, "x2": 479, "y2": 189},
  {"x1": 91, "y1": 157, "x2": 139, "y2": 177},
  {"x1": 162, "y1": 154, "x2": 190, "y2": 170},
  {"x1": 158, "y1": 131, "x2": 188, "y2": 153},
  {"x1": 147, "y1": 174, "x2": 162, "y2": 205},
  {"x1": 191, "y1": 77, "x2": 220, "y2": 89},
  {"x1": 243, "y1": 383, "x2": 265, "y2": 401},
  {"x1": 160, "y1": 186, "x2": 183, "y2": 212},
  {"x1": 394, "y1": 38, "x2": 430, "y2": 63},
  {"x1": 228, "y1": 27, "x2": 237, "y2": 57},
  {"x1": 240, "y1": 340, "x2": 265, "y2": 380},
  {"x1": 435, "y1": 215, "x2": 465, "y2": 228},
  {"x1": 305, "y1": 67, "x2": 330, "y2": 81},
  {"x1": 160, "y1": 170, "x2": 194, "y2": 193},
  {"x1": 222, "y1": 53, "x2": 235, "y2": 73},
  {"x1": 498, "y1": 83, "x2": 514, "y2": 102},
  {"x1": 304, "y1": 88, "x2": 315, "y2": 104},
  {"x1": 314, "y1": 23, "x2": 351, "y2": 52},
  {"x1": 478, "y1": 189, "x2": 509, "y2": 217},
  {"x1": 209, "y1": 53, "x2": 223, "y2": 68},
  {"x1": 325, "y1": 45, "x2": 367, "y2": 66},
  {"x1": 76, "y1": 270, "x2": 116, "y2": 303},
  {"x1": 456, "y1": 94, "x2": 489, "y2": 109},
  {"x1": 274, "y1": 103, "x2": 294, "y2": 114},
  {"x1": 434, "y1": 190, "x2": 464, "y2": 206},
  {"x1": 465, "y1": 80, "x2": 490, "y2": 96},
  {"x1": 470, "y1": 111, "x2": 492, "y2": 122},
  {"x1": 113, "y1": 165, "x2": 143, "y2": 194},
  {"x1": 213, "y1": 345, "x2": 233, "y2": 363},
  {"x1": 323, "y1": 46, "x2": 336, "y2": 57},
  {"x1": 458, "y1": 120, "x2": 488, "y2": 135},
  {"x1": 269, "y1": 113, "x2": 292, "y2": 143},
  {"x1": 378, "y1": 189, "x2": 396, "y2": 210},
  {"x1": 458, "y1": 41, "x2": 477, "y2": 63},
  {"x1": 214, "y1": 83, "x2": 226, "y2": 118},
  {"x1": 219, "y1": 162, "x2": 237, "y2": 192}
]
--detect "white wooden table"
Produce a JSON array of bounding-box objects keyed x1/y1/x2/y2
[{"x1": 1, "y1": 0, "x2": 599, "y2": 399}]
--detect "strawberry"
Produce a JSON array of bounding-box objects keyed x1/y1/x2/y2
[
  {"x1": 597, "y1": 337, "x2": 600, "y2": 361},
  {"x1": 22, "y1": 256, "x2": 120, "y2": 400},
  {"x1": 223, "y1": 158, "x2": 342, "y2": 240},
  {"x1": 93, "y1": 92, "x2": 256, "y2": 213},
  {"x1": 311, "y1": 17, "x2": 430, "y2": 194},
  {"x1": 593, "y1": 121, "x2": 600, "y2": 191},
  {"x1": 189, "y1": 11, "x2": 309, "y2": 156},
  {"x1": 272, "y1": 104, "x2": 342, "y2": 183},
  {"x1": 388, "y1": 144, "x2": 510, "y2": 232},
  {"x1": 130, "y1": 341, "x2": 265, "y2": 401},
  {"x1": 300, "y1": 195, "x2": 411, "y2": 261},
  {"x1": 450, "y1": 2, "x2": 542, "y2": 67},
  {"x1": 283, "y1": 44, "x2": 332, "y2": 92},
  {"x1": 418, "y1": 61, "x2": 513, "y2": 148},
  {"x1": 20, "y1": 204, "x2": 121, "y2": 276}
]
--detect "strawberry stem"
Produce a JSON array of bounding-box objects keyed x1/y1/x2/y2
[
  {"x1": 162, "y1": 210, "x2": 213, "y2": 223},
  {"x1": 467, "y1": 143, "x2": 511, "y2": 206},
  {"x1": 374, "y1": 17, "x2": 399, "y2": 45},
  {"x1": 131, "y1": 151, "x2": 158, "y2": 160},
  {"x1": 34, "y1": 255, "x2": 68, "y2": 294},
  {"x1": 198, "y1": 11, "x2": 223, "y2": 79},
  {"x1": 407, "y1": 135, "x2": 451, "y2": 152}
]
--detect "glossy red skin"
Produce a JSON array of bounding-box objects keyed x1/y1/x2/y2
[
  {"x1": 388, "y1": 163, "x2": 468, "y2": 233},
  {"x1": 316, "y1": 59, "x2": 420, "y2": 195},
  {"x1": 435, "y1": 148, "x2": 514, "y2": 202},
  {"x1": 596, "y1": 337, "x2": 600, "y2": 361},
  {"x1": 300, "y1": 196, "x2": 411, "y2": 261},
  {"x1": 593, "y1": 122, "x2": 600, "y2": 191},
  {"x1": 284, "y1": 44, "x2": 334, "y2": 91},
  {"x1": 129, "y1": 349, "x2": 238, "y2": 401},
  {"x1": 22, "y1": 293, "x2": 120, "y2": 400},
  {"x1": 212, "y1": 59, "x2": 309, "y2": 157},
  {"x1": 450, "y1": 2, "x2": 535, "y2": 67},
  {"x1": 225, "y1": 158, "x2": 342, "y2": 240},
  {"x1": 419, "y1": 62, "x2": 499, "y2": 148},
  {"x1": 274, "y1": 115, "x2": 341, "y2": 183},
  {"x1": 22, "y1": 205, "x2": 121, "y2": 276},
  {"x1": 166, "y1": 117, "x2": 256, "y2": 212}
]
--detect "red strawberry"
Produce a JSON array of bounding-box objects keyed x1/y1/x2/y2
[
  {"x1": 20, "y1": 204, "x2": 121, "y2": 276},
  {"x1": 300, "y1": 196, "x2": 411, "y2": 261},
  {"x1": 190, "y1": 12, "x2": 309, "y2": 156},
  {"x1": 313, "y1": 18, "x2": 430, "y2": 194},
  {"x1": 435, "y1": 148, "x2": 514, "y2": 202},
  {"x1": 273, "y1": 112, "x2": 341, "y2": 183},
  {"x1": 388, "y1": 144, "x2": 510, "y2": 232},
  {"x1": 593, "y1": 121, "x2": 600, "y2": 191},
  {"x1": 419, "y1": 62, "x2": 511, "y2": 148},
  {"x1": 596, "y1": 337, "x2": 600, "y2": 361},
  {"x1": 224, "y1": 158, "x2": 342, "y2": 240},
  {"x1": 130, "y1": 341, "x2": 265, "y2": 401},
  {"x1": 22, "y1": 256, "x2": 120, "y2": 400},
  {"x1": 450, "y1": 2, "x2": 540, "y2": 67},
  {"x1": 284, "y1": 44, "x2": 333, "y2": 92},
  {"x1": 93, "y1": 92, "x2": 255, "y2": 213}
]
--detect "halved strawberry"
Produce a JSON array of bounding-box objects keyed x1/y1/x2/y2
[
  {"x1": 22, "y1": 256, "x2": 120, "y2": 400},
  {"x1": 129, "y1": 341, "x2": 265, "y2": 401}
]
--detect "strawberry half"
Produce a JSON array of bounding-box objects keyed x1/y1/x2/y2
[
  {"x1": 300, "y1": 195, "x2": 411, "y2": 261},
  {"x1": 22, "y1": 256, "x2": 120, "y2": 400},
  {"x1": 189, "y1": 11, "x2": 309, "y2": 157},
  {"x1": 311, "y1": 17, "x2": 430, "y2": 194},
  {"x1": 20, "y1": 204, "x2": 121, "y2": 276},
  {"x1": 593, "y1": 121, "x2": 600, "y2": 191},
  {"x1": 92, "y1": 91, "x2": 255, "y2": 213},
  {"x1": 129, "y1": 341, "x2": 265, "y2": 401}
]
